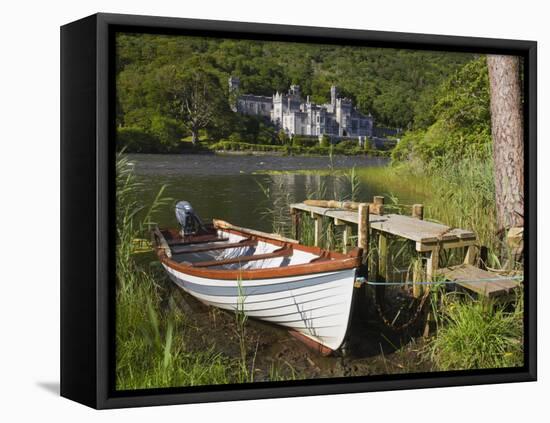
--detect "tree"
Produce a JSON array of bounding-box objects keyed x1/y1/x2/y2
[
  {"x1": 487, "y1": 55, "x2": 524, "y2": 231},
  {"x1": 157, "y1": 65, "x2": 225, "y2": 145}
]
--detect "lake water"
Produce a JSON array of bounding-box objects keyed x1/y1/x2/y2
[{"x1": 127, "y1": 153, "x2": 421, "y2": 232}]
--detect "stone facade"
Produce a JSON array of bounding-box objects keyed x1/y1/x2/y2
[{"x1": 229, "y1": 76, "x2": 374, "y2": 140}]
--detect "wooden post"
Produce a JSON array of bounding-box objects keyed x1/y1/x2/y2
[
  {"x1": 358, "y1": 203, "x2": 369, "y2": 266},
  {"x1": 377, "y1": 232, "x2": 389, "y2": 305},
  {"x1": 464, "y1": 244, "x2": 479, "y2": 266},
  {"x1": 343, "y1": 225, "x2": 353, "y2": 253},
  {"x1": 291, "y1": 209, "x2": 301, "y2": 241},
  {"x1": 378, "y1": 234, "x2": 388, "y2": 281},
  {"x1": 412, "y1": 258, "x2": 423, "y2": 298},
  {"x1": 373, "y1": 196, "x2": 385, "y2": 215},
  {"x1": 412, "y1": 204, "x2": 424, "y2": 220},
  {"x1": 313, "y1": 214, "x2": 323, "y2": 247},
  {"x1": 423, "y1": 245, "x2": 438, "y2": 338},
  {"x1": 426, "y1": 247, "x2": 440, "y2": 283}
]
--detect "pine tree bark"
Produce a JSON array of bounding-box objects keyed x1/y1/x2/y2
[{"x1": 487, "y1": 55, "x2": 524, "y2": 231}]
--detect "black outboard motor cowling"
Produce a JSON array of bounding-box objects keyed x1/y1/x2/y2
[{"x1": 175, "y1": 201, "x2": 206, "y2": 237}]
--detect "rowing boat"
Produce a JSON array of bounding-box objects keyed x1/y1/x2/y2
[{"x1": 151, "y1": 205, "x2": 362, "y2": 354}]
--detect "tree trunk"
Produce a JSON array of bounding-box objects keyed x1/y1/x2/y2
[
  {"x1": 191, "y1": 130, "x2": 198, "y2": 145},
  {"x1": 487, "y1": 55, "x2": 524, "y2": 231}
]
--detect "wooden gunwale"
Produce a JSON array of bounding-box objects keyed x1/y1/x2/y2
[{"x1": 153, "y1": 224, "x2": 362, "y2": 281}]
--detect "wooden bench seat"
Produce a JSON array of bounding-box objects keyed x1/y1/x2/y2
[{"x1": 191, "y1": 247, "x2": 293, "y2": 268}]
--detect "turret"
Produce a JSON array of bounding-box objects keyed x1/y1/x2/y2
[
  {"x1": 228, "y1": 76, "x2": 240, "y2": 92},
  {"x1": 330, "y1": 85, "x2": 338, "y2": 108}
]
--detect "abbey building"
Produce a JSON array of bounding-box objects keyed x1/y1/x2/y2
[{"x1": 229, "y1": 76, "x2": 374, "y2": 141}]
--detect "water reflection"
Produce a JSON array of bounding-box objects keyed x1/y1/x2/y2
[{"x1": 127, "y1": 153, "x2": 418, "y2": 232}]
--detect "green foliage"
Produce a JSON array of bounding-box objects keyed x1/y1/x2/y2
[
  {"x1": 116, "y1": 33, "x2": 475, "y2": 152},
  {"x1": 116, "y1": 127, "x2": 159, "y2": 153},
  {"x1": 292, "y1": 135, "x2": 319, "y2": 147},
  {"x1": 149, "y1": 115, "x2": 185, "y2": 149},
  {"x1": 427, "y1": 293, "x2": 523, "y2": 371},
  {"x1": 392, "y1": 57, "x2": 491, "y2": 163},
  {"x1": 320, "y1": 134, "x2": 331, "y2": 147}
]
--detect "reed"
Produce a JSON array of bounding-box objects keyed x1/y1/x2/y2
[
  {"x1": 426, "y1": 291, "x2": 524, "y2": 370},
  {"x1": 234, "y1": 277, "x2": 259, "y2": 383},
  {"x1": 115, "y1": 153, "x2": 235, "y2": 389}
]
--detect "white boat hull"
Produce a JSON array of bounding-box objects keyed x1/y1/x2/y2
[{"x1": 163, "y1": 264, "x2": 356, "y2": 351}]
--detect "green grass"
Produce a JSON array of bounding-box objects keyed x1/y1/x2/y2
[
  {"x1": 426, "y1": 292, "x2": 524, "y2": 370},
  {"x1": 116, "y1": 264, "x2": 233, "y2": 389}
]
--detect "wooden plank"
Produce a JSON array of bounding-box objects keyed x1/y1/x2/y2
[
  {"x1": 416, "y1": 238, "x2": 477, "y2": 252},
  {"x1": 302, "y1": 200, "x2": 383, "y2": 215},
  {"x1": 371, "y1": 215, "x2": 442, "y2": 243},
  {"x1": 438, "y1": 264, "x2": 521, "y2": 297},
  {"x1": 167, "y1": 235, "x2": 226, "y2": 246},
  {"x1": 290, "y1": 203, "x2": 475, "y2": 244},
  {"x1": 192, "y1": 247, "x2": 292, "y2": 268},
  {"x1": 172, "y1": 239, "x2": 258, "y2": 255}
]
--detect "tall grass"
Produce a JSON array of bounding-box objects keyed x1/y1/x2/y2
[
  {"x1": 427, "y1": 292, "x2": 524, "y2": 370},
  {"x1": 115, "y1": 153, "x2": 235, "y2": 389}
]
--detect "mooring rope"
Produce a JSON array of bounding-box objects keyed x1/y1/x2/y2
[{"x1": 355, "y1": 275, "x2": 523, "y2": 286}]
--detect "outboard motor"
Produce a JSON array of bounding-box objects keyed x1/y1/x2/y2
[{"x1": 175, "y1": 201, "x2": 206, "y2": 237}]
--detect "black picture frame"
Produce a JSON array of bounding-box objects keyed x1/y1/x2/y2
[{"x1": 60, "y1": 12, "x2": 537, "y2": 409}]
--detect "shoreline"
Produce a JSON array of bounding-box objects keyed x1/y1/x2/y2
[{"x1": 121, "y1": 149, "x2": 390, "y2": 158}]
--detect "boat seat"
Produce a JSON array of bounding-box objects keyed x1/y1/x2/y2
[{"x1": 191, "y1": 247, "x2": 293, "y2": 268}]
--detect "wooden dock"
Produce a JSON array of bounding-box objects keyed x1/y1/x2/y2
[
  {"x1": 438, "y1": 264, "x2": 521, "y2": 298},
  {"x1": 289, "y1": 197, "x2": 518, "y2": 298}
]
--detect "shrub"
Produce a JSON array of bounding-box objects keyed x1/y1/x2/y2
[
  {"x1": 292, "y1": 135, "x2": 319, "y2": 147},
  {"x1": 320, "y1": 134, "x2": 331, "y2": 147},
  {"x1": 149, "y1": 115, "x2": 184, "y2": 151},
  {"x1": 277, "y1": 130, "x2": 290, "y2": 145},
  {"x1": 116, "y1": 127, "x2": 158, "y2": 153}
]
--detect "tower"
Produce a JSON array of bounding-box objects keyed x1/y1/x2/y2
[
  {"x1": 330, "y1": 85, "x2": 338, "y2": 109},
  {"x1": 228, "y1": 76, "x2": 240, "y2": 92}
]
